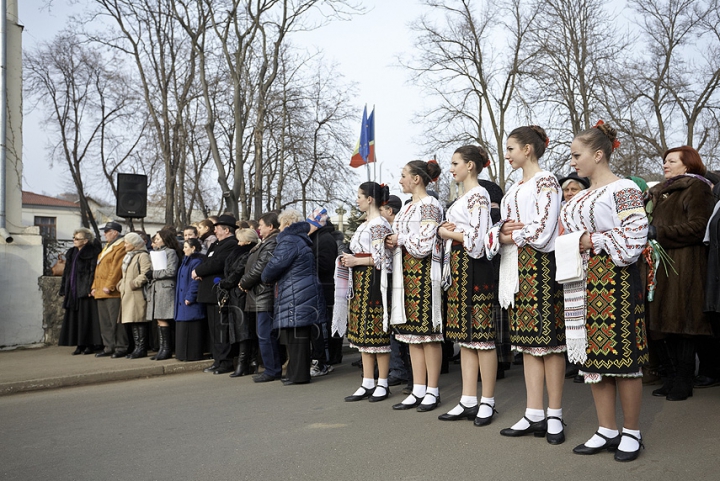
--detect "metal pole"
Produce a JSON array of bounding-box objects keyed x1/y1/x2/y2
[{"x1": 0, "y1": 0, "x2": 13, "y2": 242}]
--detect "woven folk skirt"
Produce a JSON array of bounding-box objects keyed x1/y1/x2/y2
[
  {"x1": 580, "y1": 255, "x2": 649, "y2": 379},
  {"x1": 509, "y1": 246, "x2": 565, "y2": 355},
  {"x1": 347, "y1": 265, "x2": 391, "y2": 353},
  {"x1": 394, "y1": 250, "x2": 443, "y2": 343},
  {"x1": 445, "y1": 244, "x2": 496, "y2": 349}
]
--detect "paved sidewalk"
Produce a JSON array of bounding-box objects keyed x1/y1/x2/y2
[{"x1": 0, "y1": 345, "x2": 214, "y2": 396}]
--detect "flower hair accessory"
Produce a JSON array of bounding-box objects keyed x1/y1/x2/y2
[
  {"x1": 484, "y1": 159, "x2": 491, "y2": 168},
  {"x1": 594, "y1": 119, "x2": 605, "y2": 128},
  {"x1": 612, "y1": 139, "x2": 621, "y2": 151},
  {"x1": 545, "y1": 137, "x2": 550, "y2": 148},
  {"x1": 594, "y1": 119, "x2": 621, "y2": 151},
  {"x1": 428, "y1": 159, "x2": 438, "y2": 164}
]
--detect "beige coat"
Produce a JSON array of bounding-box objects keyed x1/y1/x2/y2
[
  {"x1": 117, "y1": 250, "x2": 152, "y2": 324},
  {"x1": 92, "y1": 237, "x2": 127, "y2": 299}
]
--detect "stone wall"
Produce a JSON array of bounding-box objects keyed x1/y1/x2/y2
[{"x1": 38, "y1": 276, "x2": 63, "y2": 345}]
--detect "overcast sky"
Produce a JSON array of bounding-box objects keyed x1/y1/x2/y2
[{"x1": 20, "y1": 0, "x2": 431, "y2": 201}]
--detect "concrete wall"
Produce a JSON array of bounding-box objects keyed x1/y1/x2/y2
[
  {"x1": 38, "y1": 276, "x2": 63, "y2": 345},
  {"x1": 0, "y1": 233, "x2": 45, "y2": 347}
]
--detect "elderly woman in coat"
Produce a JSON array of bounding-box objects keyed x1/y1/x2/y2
[
  {"x1": 647, "y1": 146, "x2": 715, "y2": 401},
  {"x1": 175, "y1": 238, "x2": 206, "y2": 361},
  {"x1": 219, "y1": 228, "x2": 260, "y2": 377},
  {"x1": 146, "y1": 229, "x2": 182, "y2": 360},
  {"x1": 262, "y1": 209, "x2": 327, "y2": 385},
  {"x1": 118, "y1": 232, "x2": 153, "y2": 359},
  {"x1": 59, "y1": 227, "x2": 103, "y2": 354}
]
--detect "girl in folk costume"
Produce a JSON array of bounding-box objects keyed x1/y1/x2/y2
[
  {"x1": 384, "y1": 160, "x2": 445, "y2": 412},
  {"x1": 561, "y1": 122, "x2": 649, "y2": 462},
  {"x1": 487, "y1": 125, "x2": 567, "y2": 444},
  {"x1": 338, "y1": 182, "x2": 394, "y2": 403},
  {"x1": 437, "y1": 145, "x2": 499, "y2": 426}
]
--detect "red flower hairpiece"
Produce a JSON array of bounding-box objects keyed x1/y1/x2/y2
[
  {"x1": 545, "y1": 137, "x2": 550, "y2": 148},
  {"x1": 594, "y1": 119, "x2": 605, "y2": 128},
  {"x1": 612, "y1": 139, "x2": 621, "y2": 151},
  {"x1": 484, "y1": 159, "x2": 491, "y2": 168},
  {"x1": 428, "y1": 159, "x2": 438, "y2": 164}
]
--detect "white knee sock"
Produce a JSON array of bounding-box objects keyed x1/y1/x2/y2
[
  {"x1": 546, "y1": 408, "x2": 563, "y2": 434},
  {"x1": 585, "y1": 426, "x2": 619, "y2": 448},
  {"x1": 478, "y1": 397, "x2": 495, "y2": 418},
  {"x1": 511, "y1": 408, "x2": 544, "y2": 430},
  {"x1": 618, "y1": 428, "x2": 641, "y2": 452}
]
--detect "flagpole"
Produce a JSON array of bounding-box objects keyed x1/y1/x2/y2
[{"x1": 373, "y1": 104, "x2": 377, "y2": 183}]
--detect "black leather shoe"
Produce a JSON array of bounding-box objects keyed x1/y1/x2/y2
[
  {"x1": 614, "y1": 433, "x2": 644, "y2": 462},
  {"x1": 573, "y1": 432, "x2": 621, "y2": 455},
  {"x1": 213, "y1": 366, "x2": 233, "y2": 375},
  {"x1": 473, "y1": 402, "x2": 498, "y2": 426},
  {"x1": 345, "y1": 386, "x2": 374, "y2": 402},
  {"x1": 82, "y1": 346, "x2": 94, "y2": 355},
  {"x1": 111, "y1": 351, "x2": 127, "y2": 359},
  {"x1": 203, "y1": 364, "x2": 219, "y2": 373},
  {"x1": 652, "y1": 380, "x2": 673, "y2": 397},
  {"x1": 387, "y1": 376, "x2": 404, "y2": 387},
  {"x1": 694, "y1": 375, "x2": 720, "y2": 388},
  {"x1": 416, "y1": 393, "x2": 440, "y2": 412},
  {"x1": 369, "y1": 385, "x2": 391, "y2": 402},
  {"x1": 500, "y1": 417, "x2": 547, "y2": 437},
  {"x1": 72, "y1": 347, "x2": 83, "y2": 355},
  {"x1": 438, "y1": 403, "x2": 479, "y2": 421},
  {"x1": 392, "y1": 393, "x2": 422, "y2": 410},
  {"x1": 546, "y1": 416, "x2": 566, "y2": 445},
  {"x1": 282, "y1": 378, "x2": 310, "y2": 386},
  {"x1": 95, "y1": 351, "x2": 111, "y2": 358},
  {"x1": 253, "y1": 372, "x2": 280, "y2": 383}
]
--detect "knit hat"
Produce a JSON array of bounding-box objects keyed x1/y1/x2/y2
[
  {"x1": 627, "y1": 176, "x2": 648, "y2": 193},
  {"x1": 124, "y1": 232, "x2": 145, "y2": 248},
  {"x1": 307, "y1": 208, "x2": 328, "y2": 228}
]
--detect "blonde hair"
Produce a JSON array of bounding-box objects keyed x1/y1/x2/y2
[
  {"x1": 278, "y1": 208, "x2": 303, "y2": 227},
  {"x1": 236, "y1": 228, "x2": 260, "y2": 244},
  {"x1": 73, "y1": 227, "x2": 94, "y2": 242}
]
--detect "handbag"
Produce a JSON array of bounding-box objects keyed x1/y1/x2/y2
[{"x1": 51, "y1": 254, "x2": 66, "y2": 276}]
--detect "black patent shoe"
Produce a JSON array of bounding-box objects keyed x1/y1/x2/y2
[
  {"x1": 72, "y1": 347, "x2": 83, "y2": 355},
  {"x1": 82, "y1": 346, "x2": 94, "y2": 355},
  {"x1": 614, "y1": 433, "x2": 644, "y2": 462},
  {"x1": 438, "y1": 403, "x2": 479, "y2": 421},
  {"x1": 95, "y1": 351, "x2": 112, "y2": 358},
  {"x1": 369, "y1": 385, "x2": 391, "y2": 403},
  {"x1": 111, "y1": 350, "x2": 127, "y2": 359},
  {"x1": 392, "y1": 393, "x2": 423, "y2": 410},
  {"x1": 473, "y1": 402, "x2": 498, "y2": 426},
  {"x1": 345, "y1": 386, "x2": 374, "y2": 402},
  {"x1": 545, "y1": 416, "x2": 567, "y2": 445},
  {"x1": 500, "y1": 416, "x2": 547, "y2": 437},
  {"x1": 573, "y1": 432, "x2": 621, "y2": 455},
  {"x1": 416, "y1": 393, "x2": 440, "y2": 412},
  {"x1": 203, "y1": 364, "x2": 219, "y2": 373}
]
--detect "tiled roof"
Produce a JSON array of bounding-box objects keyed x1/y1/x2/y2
[{"x1": 22, "y1": 191, "x2": 79, "y2": 208}]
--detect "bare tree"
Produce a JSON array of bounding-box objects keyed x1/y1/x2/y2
[
  {"x1": 404, "y1": 0, "x2": 537, "y2": 188},
  {"x1": 24, "y1": 31, "x2": 138, "y2": 237}
]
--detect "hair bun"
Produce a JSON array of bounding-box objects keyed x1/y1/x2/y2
[
  {"x1": 594, "y1": 120, "x2": 619, "y2": 150},
  {"x1": 529, "y1": 125, "x2": 549, "y2": 146},
  {"x1": 426, "y1": 159, "x2": 441, "y2": 183}
]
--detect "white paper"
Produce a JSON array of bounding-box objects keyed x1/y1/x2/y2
[{"x1": 150, "y1": 250, "x2": 168, "y2": 271}]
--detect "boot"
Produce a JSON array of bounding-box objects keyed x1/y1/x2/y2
[
  {"x1": 667, "y1": 337, "x2": 695, "y2": 401},
  {"x1": 128, "y1": 323, "x2": 148, "y2": 359},
  {"x1": 652, "y1": 338, "x2": 676, "y2": 397},
  {"x1": 230, "y1": 341, "x2": 251, "y2": 378},
  {"x1": 248, "y1": 340, "x2": 259, "y2": 374},
  {"x1": 152, "y1": 326, "x2": 172, "y2": 360},
  {"x1": 126, "y1": 325, "x2": 140, "y2": 359}
]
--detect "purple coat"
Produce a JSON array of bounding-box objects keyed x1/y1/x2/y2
[{"x1": 174, "y1": 253, "x2": 206, "y2": 321}]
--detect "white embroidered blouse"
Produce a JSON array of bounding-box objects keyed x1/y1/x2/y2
[
  {"x1": 560, "y1": 179, "x2": 649, "y2": 266},
  {"x1": 349, "y1": 215, "x2": 393, "y2": 271},
  {"x1": 501, "y1": 171, "x2": 561, "y2": 253},
  {"x1": 445, "y1": 185, "x2": 491, "y2": 259},
  {"x1": 393, "y1": 195, "x2": 443, "y2": 258}
]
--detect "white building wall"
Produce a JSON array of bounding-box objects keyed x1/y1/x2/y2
[{"x1": 21, "y1": 206, "x2": 82, "y2": 241}]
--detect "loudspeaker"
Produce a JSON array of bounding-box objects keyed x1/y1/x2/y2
[{"x1": 116, "y1": 173, "x2": 147, "y2": 218}]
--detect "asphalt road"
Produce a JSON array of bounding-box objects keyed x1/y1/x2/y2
[{"x1": 1, "y1": 355, "x2": 719, "y2": 481}]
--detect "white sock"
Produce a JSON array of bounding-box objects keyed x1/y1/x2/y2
[
  {"x1": 511, "y1": 408, "x2": 544, "y2": 430},
  {"x1": 585, "y1": 426, "x2": 619, "y2": 448},
  {"x1": 546, "y1": 408, "x2": 563, "y2": 435},
  {"x1": 373, "y1": 378, "x2": 389, "y2": 396},
  {"x1": 446, "y1": 395, "x2": 477, "y2": 415},
  {"x1": 402, "y1": 384, "x2": 426, "y2": 405},
  {"x1": 421, "y1": 386, "x2": 439, "y2": 405},
  {"x1": 618, "y1": 428, "x2": 641, "y2": 452},
  {"x1": 478, "y1": 396, "x2": 495, "y2": 418},
  {"x1": 352, "y1": 378, "x2": 375, "y2": 396},
  {"x1": 377, "y1": 378, "x2": 389, "y2": 388}
]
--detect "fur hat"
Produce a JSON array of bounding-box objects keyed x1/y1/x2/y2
[{"x1": 478, "y1": 180, "x2": 504, "y2": 205}]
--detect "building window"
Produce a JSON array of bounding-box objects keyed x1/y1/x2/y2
[{"x1": 34, "y1": 216, "x2": 57, "y2": 240}]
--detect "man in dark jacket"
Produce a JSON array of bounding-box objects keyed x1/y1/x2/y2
[
  {"x1": 239, "y1": 212, "x2": 283, "y2": 383},
  {"x1": 306, "y1": 208, "x2": 337, "y2": 377},
  {"x1": 192, "y1": 214, "x2": 238, "y2": 374}
]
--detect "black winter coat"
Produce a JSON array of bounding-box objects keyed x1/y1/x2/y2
[
  {"x1": 194, "y1": 235, "x2": 238, "y2": 304},
  {"x1": 60, "y1": 240, "x2": 102, "y2": 310},
  {"x1": 309, "y1": 223, "x2": 338, "y2": 305},
  {"x1": 239, "y1": 231, "x2": 279, "y2": 312},
  {"x1": 262, "y1": 222, "x2": 326, "y2": 330},
  {"x1": 219, "y1": 243, "x2": 256, "y2": 342}
]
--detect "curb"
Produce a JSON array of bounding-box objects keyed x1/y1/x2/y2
[{"x1": 0, "y1": 359, "x2": 214, "y2": 396}]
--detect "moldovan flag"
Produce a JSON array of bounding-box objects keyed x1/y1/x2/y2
[{"x1": 350, "y1": 106, "x2": 376, "y2": 168}]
